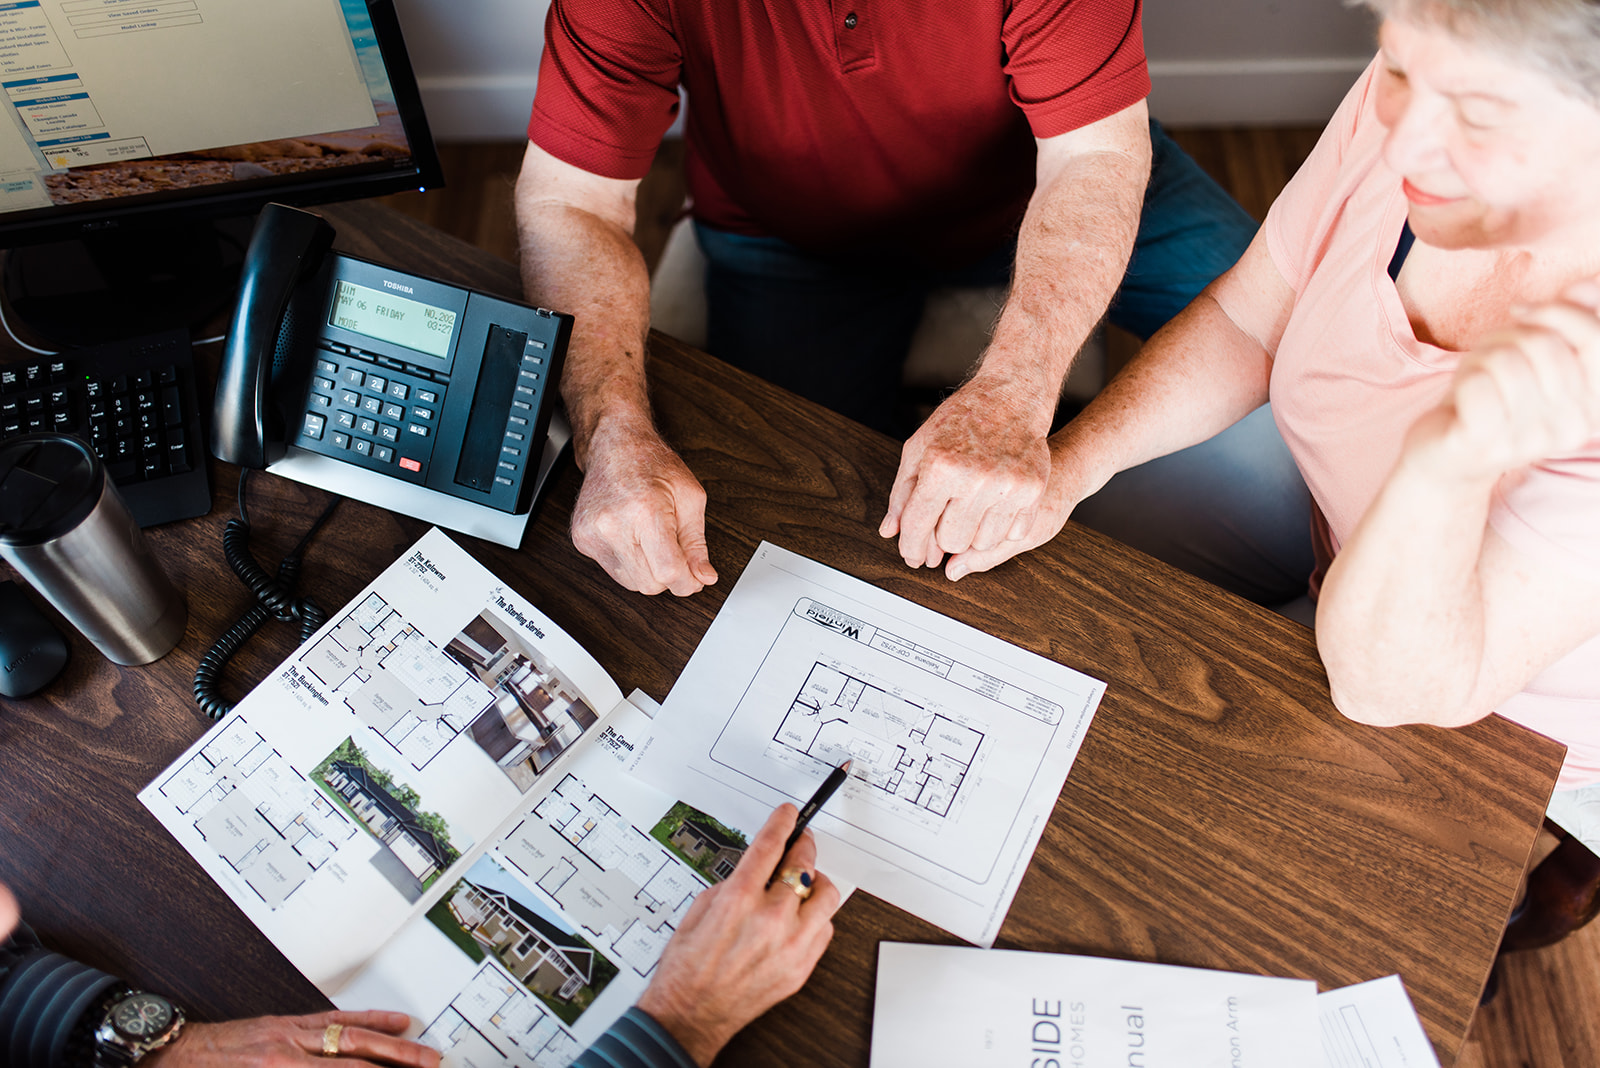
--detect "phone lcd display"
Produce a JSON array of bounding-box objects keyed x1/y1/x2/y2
[{"x1": 328, "y1": 280, "x2": 457, "y2": 359}]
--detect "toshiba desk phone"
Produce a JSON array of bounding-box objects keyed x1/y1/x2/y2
[{"x1": 213, "y1": 203, "x2": 573, "y2": 548}]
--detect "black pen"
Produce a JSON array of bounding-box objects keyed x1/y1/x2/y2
[{"x1": 769, "y1": 758, "x2": 851, "y2": 887}]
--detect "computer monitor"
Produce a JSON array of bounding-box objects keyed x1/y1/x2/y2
[{"x1": 0, "y1": 0, "x2": 444, "y2": 346}]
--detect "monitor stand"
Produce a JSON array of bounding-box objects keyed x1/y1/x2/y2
[{"x1": 1, "y1": 216, "x2": 252, "y2": 349}]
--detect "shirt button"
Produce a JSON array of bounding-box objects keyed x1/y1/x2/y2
[{"x1": 844, "y1": 12, "x2": 857, "y2": 28}]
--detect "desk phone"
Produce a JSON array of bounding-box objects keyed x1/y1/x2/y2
[{"x1": 213, "y1": 204, "x2": 572, "y2": 547}]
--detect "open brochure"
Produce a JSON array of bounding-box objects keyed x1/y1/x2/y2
[
  {"x1": 139, "y1": 528, "x2": 770, "y2": 1067},
  {"x1": 141, "y1": 530, "x2": 1110, "y2": 1065}
]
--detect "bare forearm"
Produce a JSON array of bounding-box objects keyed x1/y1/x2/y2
[
  {"x1": 979, "y1": 142, "x2": 1149, "y2": 428},
  {"x1": 1317, "y1": 426, "x2": 1498, "y2": 728},
  {"x1": 1052, "y1": 288, "x2": 1275, "y2": 499},
  {"x1": 515, "y1": 185, "x2": 653, "y2": 470}
]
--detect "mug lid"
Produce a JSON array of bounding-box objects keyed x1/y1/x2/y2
[{"x1": 0, "y1": 434, "x2": 104, "y2": 546}]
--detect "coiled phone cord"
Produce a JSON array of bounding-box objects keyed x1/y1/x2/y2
[{"x1": 193, "y1": 469, "x2": 340, "y2": 719}]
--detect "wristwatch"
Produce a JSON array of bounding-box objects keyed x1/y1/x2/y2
[{"x1": 92, "y1": 989, "x2": 186, "y2": 1067}]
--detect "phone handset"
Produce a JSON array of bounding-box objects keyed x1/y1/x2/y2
[{"x1": 212, "y1": 203, "x2": 335, "y2": 468}]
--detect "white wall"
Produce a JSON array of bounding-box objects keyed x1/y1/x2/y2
[
  {"x1": 391, "y1": 0, "x2": 1380, "y2": 140},
  {"x1": 1144, "y1": 0, "x2": 1379, "y2": 124},
  {"x1": 391, "y1": 0, "x2": 549, "y2": 141}
]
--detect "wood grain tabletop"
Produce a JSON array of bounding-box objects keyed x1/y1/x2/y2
[{"x1": 0, "y1": 200, "x2": 1564, "y2": 1066}]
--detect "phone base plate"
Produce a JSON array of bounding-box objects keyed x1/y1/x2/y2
[{"x1": 265, "y1": 410, "x2": 569, "y2": 549}]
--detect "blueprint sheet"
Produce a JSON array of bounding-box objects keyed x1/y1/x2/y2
[{"x1": 636, "y1": 542, "x2": 1107, "y2": 946}]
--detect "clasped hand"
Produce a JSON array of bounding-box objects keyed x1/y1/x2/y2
[
  {"x1": 880, "y1": 372, "x2": 1056, "y2": 578},
  {"x1": 1416, "y1": 279, "x2": 1600, "y2": 482}
]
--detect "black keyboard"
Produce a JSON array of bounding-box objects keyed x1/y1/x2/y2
[{"x1": 0, "y1": 328, "x2": 211, "y2": 527}]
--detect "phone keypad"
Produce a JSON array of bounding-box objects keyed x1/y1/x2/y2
[
  {"x1": 297, "y1": 325, "x2": 554, "y2": 511},
  {"x1": 300, "y1": 346, "x2": 439, "y2": 482}
]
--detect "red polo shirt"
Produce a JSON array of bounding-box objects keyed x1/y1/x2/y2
[{"x1": 529, "y1": 0, "x2": 1149, "y2": 265}]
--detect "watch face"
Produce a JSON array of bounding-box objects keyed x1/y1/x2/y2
[{"x1": 111, "y1": 993, "x2": 174, "y2": 1039}]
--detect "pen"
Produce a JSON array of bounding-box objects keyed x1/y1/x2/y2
[{"x1": 769, "y1": 758, "x2": 851, "y2": 887}]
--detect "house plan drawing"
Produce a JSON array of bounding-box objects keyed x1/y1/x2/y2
[
  {"x1": 419, "y1": 961, "x2": 581, "y2": 1068},
  {"x1": 300, "y1": 592, "x2": 495, "y2": 771},
  {"x1": 497, "y1": 772, "x2": 706, "y2": 978},
  {"x1": 641, "y1": 542, "x2": 1107, "y2": 947},
  {"x1": 772, "y1": 662, "x2": 986, "y2": 827},
  {"x1": 156, "y1": 716, "x2": 358, "y2": 908}
]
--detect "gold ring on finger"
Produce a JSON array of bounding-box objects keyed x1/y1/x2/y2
[
  {"x1": 322, "y1": 1023, "x2": 344, "y2": 1057},
  {"x1": 778, "y1": 867, "x2": 814, "y2": 901}
]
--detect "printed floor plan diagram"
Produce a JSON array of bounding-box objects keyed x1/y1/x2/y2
[
  {"x1": 300, "y1": 593, "x2": 494, "y2": 772},
  {"x1": 155, "y1": 717, "x2": 358, "y2": 908},
  {"x1": 496, "y1": 774, "x2": 705, "y2": 979},
  {"x1": 770, "y1": 662, "x2": 986, "y2": 825},
  {"x1": 420, "y1": 961, "x2": 581, "y2": 1068}
]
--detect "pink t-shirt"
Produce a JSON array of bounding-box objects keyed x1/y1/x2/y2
[{"x1": 1265, "y1": 58, "x2": 1600, "y2": 788}]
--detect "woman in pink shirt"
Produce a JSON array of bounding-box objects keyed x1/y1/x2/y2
[{"x1": 949, "y1": 0, "x2": 1600, "y2": 814}]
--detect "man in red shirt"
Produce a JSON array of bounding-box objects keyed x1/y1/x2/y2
[{"x1": 516, "y1": 0, "x2": 1308, "y2": 601}]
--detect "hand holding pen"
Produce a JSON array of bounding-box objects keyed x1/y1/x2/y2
[{"x1": 767, "y1": 758, "x2": 851, "y2": 890}]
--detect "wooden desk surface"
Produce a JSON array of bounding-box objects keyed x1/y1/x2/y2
[{"x1": 0, "y1": 201, "x2": 1564, "y2": 1066}]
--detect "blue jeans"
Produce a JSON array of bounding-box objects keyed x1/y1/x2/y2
[{"x1": 698, "y1": 121, "x2": 1314, "y2": 606}]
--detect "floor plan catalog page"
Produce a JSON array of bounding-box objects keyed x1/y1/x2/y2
[
  {"x1": 140, "y1": 529, "x2": 765, "y2": 1067},
  {"x1": 636, "y1": 542, "x2": 1108, "y2": 947}
]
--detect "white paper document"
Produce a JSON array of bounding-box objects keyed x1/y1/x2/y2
[
  {"x1": 635, "y1": 542, "x2": 1107, "y2": 946},
  {"x1": 1320, "y1": 975, "x2": 1440, "y2": 1068},
  {"x1": 141, "y1": 529, "x2": 766, "y2": 1068},
  {"x1": 869, "y1": 942, "x2": 1321, "y2": 1067}
]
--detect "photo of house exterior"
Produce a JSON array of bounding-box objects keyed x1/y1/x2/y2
[
  {"x1": 426, "y1": 855, "x2": 620, "y2": 1027},
  {"x1": 444, "y1": 612, "x2": 600, "y2": 790},
  {"x1": 447, "y1": 879, "x2": 595, "y2": 1000},
  {"x1": 650, "y1": 802, "x2": 749, "y2": 884},
  {"x1": 312, "y1": 740, "x2": 461, "y2": 904},
  {"x1": 667, "y1": 818, "x2": 746, "y2": 882}
]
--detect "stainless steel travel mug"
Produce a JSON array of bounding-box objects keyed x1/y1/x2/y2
[{"x1": 0, "y1": 434, "x2": 186, "y2": 665}]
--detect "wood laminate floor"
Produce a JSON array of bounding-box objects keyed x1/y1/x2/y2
[{"x1": 381, "y1": 132, "x2": 1599, "y2": 1068}]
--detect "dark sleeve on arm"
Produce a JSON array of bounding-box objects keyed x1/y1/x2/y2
[
  {"x1": 570, "y1": 1007, "x2": 699, "y2": 1068},
  {"x1": 0, "y1": 927, "x2": 121, "y2": 1068}
]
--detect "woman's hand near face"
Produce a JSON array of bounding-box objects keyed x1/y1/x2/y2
[
  {"x1": 1321, "y1": 278, "x2": 1600, "y2": 729},
  {"x1": 1415, "y1": 280, "x2": 1600, "y2": 482},
  {"x1": 635, "y1": 804, "x2": 841, "y2": 1067}
]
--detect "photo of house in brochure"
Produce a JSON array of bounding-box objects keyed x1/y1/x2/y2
[
  {"x1": 427, "y1": 854, "x2": 620, "y2": 1027},
  {"x1": 650, "y1": 802, "x2": 748, "y2": 884},
  {"x1": 445, "y1": 611, "x2": 601, "y2": 791},
  {"x1": 312, "y1": 737, "x2": 464, "y2": 903}
]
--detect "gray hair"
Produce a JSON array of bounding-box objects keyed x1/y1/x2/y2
[{"x1": 1358, "y1": 0, "x2": 1600, "y2": 106}]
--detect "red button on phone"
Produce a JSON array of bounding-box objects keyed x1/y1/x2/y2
[{"x1": 399, "y1": 457, "x2": 422, "y2": 472}]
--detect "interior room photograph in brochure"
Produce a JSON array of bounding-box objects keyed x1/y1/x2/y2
[{"x1": 445, "y1": 611, "x2": 601, "y2": 790}]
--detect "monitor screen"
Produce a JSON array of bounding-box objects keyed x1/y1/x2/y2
[{"x1": 0, "y1": 0, "x2": 442, "y2": 247}]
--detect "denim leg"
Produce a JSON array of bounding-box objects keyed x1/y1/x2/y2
[
  {"x1": 1073, "y1": 405, "x2": 1316, "y2": 606},
  {"x1": 1070, "y1": 124, "x2": 1314, "y2": 607},
  {"x1": 697, "y1": 224, "x2": 923, "y2": 436},
  {"x1": 1110, "y1": 120, "x2": 1258, "y2": 341}
]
